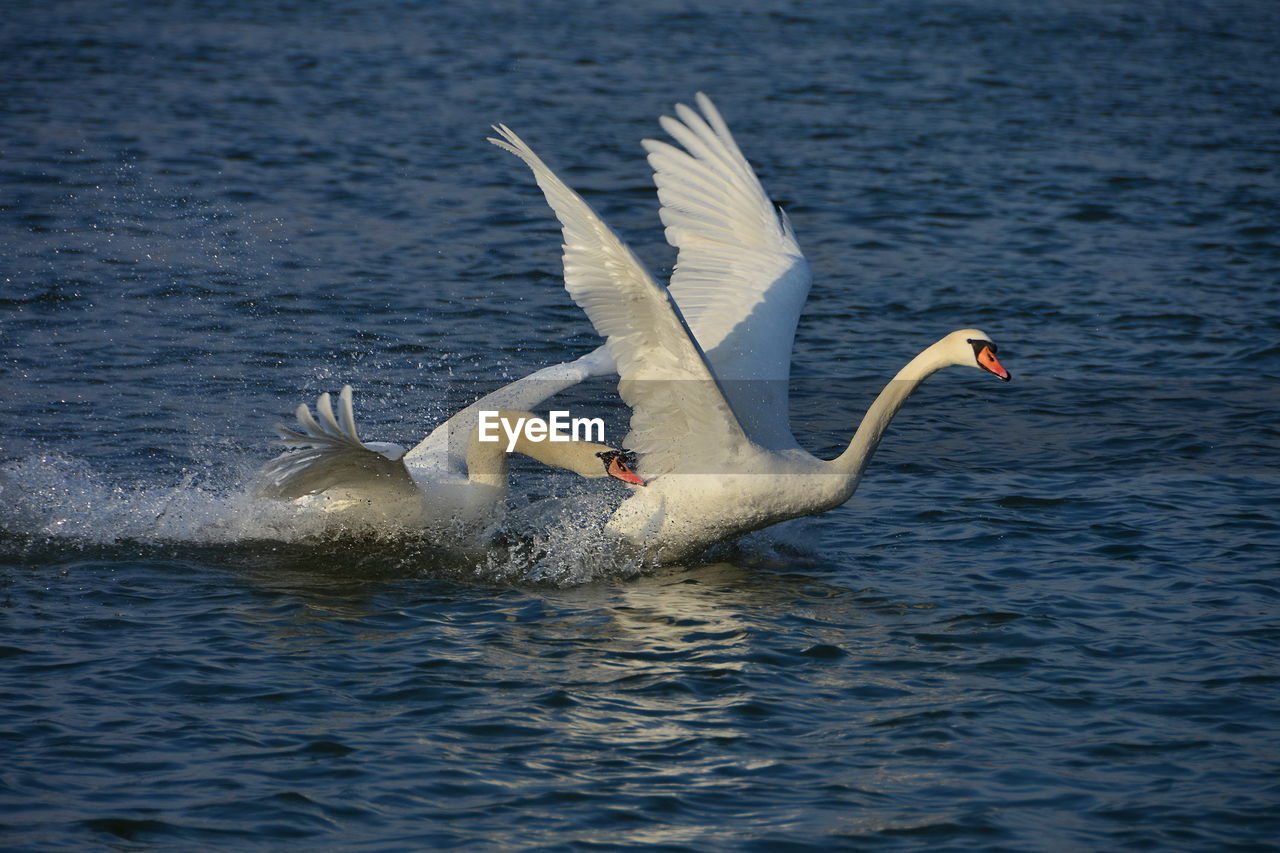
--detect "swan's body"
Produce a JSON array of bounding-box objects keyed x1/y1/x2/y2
[
  {"x1": 259, "y1": 94, "x2": 1008, "y2": 560},
  {"x1": 594, "y1": 332, "x2": 1006, "y2": 560},
  {"x1": 259, "y1": 381, "x2": 641, "y2": 533},
  {"x1": 490, "y1": 94, "x2": 1010, "y2": 562}
]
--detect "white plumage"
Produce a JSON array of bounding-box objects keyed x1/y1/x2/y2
[
  {"x1": 258, "y1": 94, "x2": 1010, "y2": 561},
  {"x1": 490, "y1": 94, "x2": 1010, "y2": 562}
]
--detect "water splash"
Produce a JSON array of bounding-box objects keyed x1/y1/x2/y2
[
  {"x1": 0, "y1": 453, "x2": 652, "y2": 586},
  {"x1": 482, "y1": 480, "x2": 649, "y2": 586},
  {"x1": 0, "y1": 453, "x2": 332, "y2": 545}
]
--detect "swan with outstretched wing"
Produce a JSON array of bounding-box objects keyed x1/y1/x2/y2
[{"x1": 490, "y1": 94, "x2": 1010, "y2": 562}]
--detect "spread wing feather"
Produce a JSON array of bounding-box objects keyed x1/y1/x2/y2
[
  {"x1": 258, "y1": 386, "x2": 414, "y2": 499},
  {"x1": 643, "y1": 93, "x2": 812, "y2": 449},
  {"x1": 489, "y1": 125, "x2": 750, "y2": 478}
]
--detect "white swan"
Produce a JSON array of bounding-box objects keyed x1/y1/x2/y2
[
  {"x1": 488, "y1": 93, "x2": 1011, "y2": 562},
  {"x1": 258, "y1": 383, "x2": 643, "y2": 532}
]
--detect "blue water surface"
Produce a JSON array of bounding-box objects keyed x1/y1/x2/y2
[{"x1": 2, "y1": 1, "x2": 1278, "y2": 850}]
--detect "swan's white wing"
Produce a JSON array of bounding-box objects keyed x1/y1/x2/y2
[
  {"x1": 259, "y1": 385, "x2": 415, "y2": 499},
  {"x1": 403, "y1": 345, "x2": 615, "y2": 468},
  {"x1": 489, "y1": 125, "x2": 750, "y2": 478},
  {"x1": 643, "y1": 93, "x2": 812, "y2": 449}
]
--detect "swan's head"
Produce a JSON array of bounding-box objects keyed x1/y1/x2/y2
[
  {"x1": 951, "y1": 328, "x2": 1011, "y2": 381},
  {"x1": 596, "y1": 449, "x2": 647, "y2": 486}
]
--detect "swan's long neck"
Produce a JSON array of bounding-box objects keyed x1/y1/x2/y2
[
  {"x1": 830, "y1": 341, "x2": 956, "y2": 489},
  {"x1": 466, "y1": 410, "x2": 612, "y2": 487}
]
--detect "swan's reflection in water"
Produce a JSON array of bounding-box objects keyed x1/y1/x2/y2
[
  {"x1": 184, "y1": 535, "x2": 991, "y2": 843},
  {"x1": 461, "y1": 561, "x2": 977, "y2": 846}
]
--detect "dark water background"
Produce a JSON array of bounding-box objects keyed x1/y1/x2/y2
[{"x1": 3, "y1": 1, "x2": 1279, "y2": 849}]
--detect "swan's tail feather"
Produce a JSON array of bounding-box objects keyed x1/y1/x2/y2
[
  {"x1": 258, "y1": 386, "x2": 415, "y2": 501},
  {"x1": 274, "y1": 386, "x2": 363, "y2": 449}
]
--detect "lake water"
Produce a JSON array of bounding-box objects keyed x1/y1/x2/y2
[{"x1": 2, "y1": 1, "x2": 1278, "y2": 849}]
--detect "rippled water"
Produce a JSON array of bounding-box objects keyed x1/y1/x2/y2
[{"x1": 3, "y1": 1, "x2": 1278, "y2": 849}]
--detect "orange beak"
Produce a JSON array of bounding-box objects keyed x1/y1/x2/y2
[
  {"x1": 977, "y1": 346, "x2": 1011, "y2": 382},
  {"x1": 607, "y1": 455, "x2": 646, "y2": 486}
]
